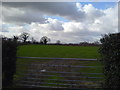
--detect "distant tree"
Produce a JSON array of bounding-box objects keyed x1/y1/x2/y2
[
  {"x1": 79, "y1": 42, "x2": 89, "y2": 45},
  {"x1": 93, "y1": 41, "x2": 100, "y2": 45},
  {"x1": 13, "y1": 36, "x2": 19, "y2": 42},
  {"x1": 1, "y1": 36, "x2": 7, "y2": 40},
  {"x1": 56, "y1": 40, "x2": 61, "y2": 44},
  {"x1": 19, "y1": 32, "x2": 30, "y2": 43},
  {"x1": 31, "y1": 37, "x2": 37, "y2": 44},
  {"x1": 40, "y1": 36, "x2": 50, "y2": 44}
]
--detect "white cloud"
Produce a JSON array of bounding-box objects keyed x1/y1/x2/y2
[
  {"x1": 63, "y1": 22, "x2": 85, "y2": 32},
  {"x1": 83, "y1": 4, "x2": 105, "y2": 23},
  {"x1": 91, "y1": 5, "x2": 118, "y2": 33},
  {"x1": 76, "y1": 3, "x2": 82, "y2": 11},
  {"x1": 1, "y1": 24, "x2": 25, "y2": 38}
]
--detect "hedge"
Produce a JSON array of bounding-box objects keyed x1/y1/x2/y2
[
  {"x1": 2, "y1": 38, "x2": 18, "y2": 87},
  {"x1": 99, "y1": 33, "x2": 120, "y2": 88}
]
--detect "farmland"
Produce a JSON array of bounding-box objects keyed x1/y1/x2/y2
[{"x1": 17, "y1": 45, "x2": 100, "y2": 59}]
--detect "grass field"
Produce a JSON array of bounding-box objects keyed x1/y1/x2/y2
[
  {"x1": 17, "y1": 45, "x2": 100, "y2": 59},
  {"x1": 15, "y1": 45, "x2": 104, "y2": 88}
]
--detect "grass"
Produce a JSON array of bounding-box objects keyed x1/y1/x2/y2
[
  {"x1": 41, "y1": 73, "x2": 68, "y2": 87},
  {"x1": 15, "y1": 44, "x2": 104, "y2": 88},
  {"x1": 17, "y1": 45, "x2": 100, "y2": 59}
]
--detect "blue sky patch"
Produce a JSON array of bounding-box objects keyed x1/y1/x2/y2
[
  {"x1": 44, "y1": 15, "x2": 69, "y2": 22},
  {"x1": 80, "y1": 2, "x2": 117, "y2": 9}
]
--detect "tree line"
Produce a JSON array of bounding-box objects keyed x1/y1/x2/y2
[
  {"x1": 2, "y1": 32, "x2": 51, "y2": 45},
  {"x1": 1, "y1": 32, "x2": 100, "y2": 46}
]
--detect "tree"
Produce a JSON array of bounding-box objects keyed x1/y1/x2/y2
[
  {"x1": 31, "y1": 37, "x2": 37, "y2": 44},
  {"x1": 56, "y1": 40, "x2": 61, "y2": 44},
  {"x1": 79, "y1": 41, "x2": 89, "y2": 45},
  {"x1": 19, "y1": 32, "x2": 30, "y2": 43},
  {"x1": 40, "y1": 36, "x2": 50, "y2": 44},
  {"x1": 13, "y1": 36, "x2": 19, "y2": 42}
]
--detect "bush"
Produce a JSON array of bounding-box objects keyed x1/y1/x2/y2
[
  {"x1": 99, "y1": 33, "x2": 120, "y2": 88},
  {"x1": 2, "y1": 38, "x2": 18, "y2": 87}
]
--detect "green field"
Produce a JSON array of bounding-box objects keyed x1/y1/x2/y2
[
  {"x1": 15, "y1": 45, "x2": 104, "y2": 88},
  {"x1": 17, "y1": 45, "x2": 100, "y2": 59}
]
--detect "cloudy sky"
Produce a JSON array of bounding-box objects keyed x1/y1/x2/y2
[{"x1": 1, "y1": 2, "x2": 118, "y2": 43}]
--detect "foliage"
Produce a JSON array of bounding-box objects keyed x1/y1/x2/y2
[
  {"x1": 99, "y1": 33, "x2": 120, "y2": 88},
  {"x1": 13, "y1": 36, "x2": 19, "y2": 42},
  {"x1": 31, "y1": 37, "x2": 37, "y2": 44},
  {"x1": 2, "y1": 37, "x2": 18, "y2": 87},
  {"x1": 40, "y1": 36, "x2": 50, "y2": 44},
  {"x1": 19, "y1": 32, "x2": 30, "y2": 43}
]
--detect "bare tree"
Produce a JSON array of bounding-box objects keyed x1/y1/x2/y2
[
  {"x1": 19, "y1": 32, "x2": 30, "y2": 43},
  {"x1": 31, "y1": 37, "x2": 37, "y2": 43},
  {"x1": 13, "y1": 36, "x2": 19, "y2": 42},
  {"x1": 40, "y1": 36, "x2": 50, "y2": 44}
]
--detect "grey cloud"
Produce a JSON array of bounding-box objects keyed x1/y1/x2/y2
[
  {"x1": 2, "y1": 6, "x2": 46, "y2": 24},
  {"x1": 3, "y1": 15, "x2": 46, "y2": 25},
  {"x1": 48, "y1": 23, "x2": 64, "y2": 31},
  {"x1": 3, "y1": 2, "x2": 85, "y2": 22}
]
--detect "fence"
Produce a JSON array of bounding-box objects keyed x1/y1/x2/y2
[{"x1": 14, "y1": 57, "x2": 104, "y2": 89}]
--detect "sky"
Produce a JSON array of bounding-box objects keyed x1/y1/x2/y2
[{"x1": 1, "y1": 2, "x2": 118, "y2": 43}]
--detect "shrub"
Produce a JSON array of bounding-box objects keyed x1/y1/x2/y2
[
  {"x1": 99, "y1": 33, "x2": 120, "y2": 88},
  {"x1": 2, "y1": 38, "x2": 18, "y2": 87}
]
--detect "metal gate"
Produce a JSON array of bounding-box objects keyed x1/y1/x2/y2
[{"x1": 14, "y1": 57, "x2": 104, "y2": 89}]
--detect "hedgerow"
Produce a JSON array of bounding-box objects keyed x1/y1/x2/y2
[
  {"x1": 99, "y1": 33, "x2": 120, "y2": 88},
  {"x1": 2, "y1": 38, "x2": 18, "y2": 87}
]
